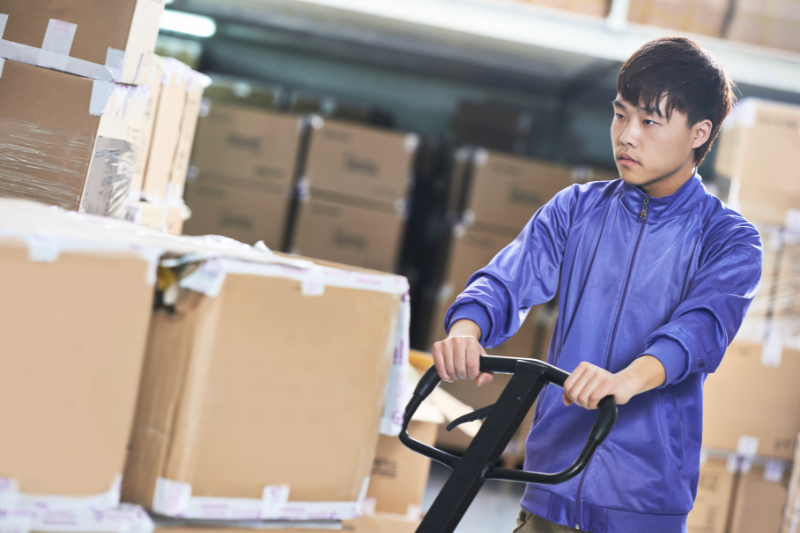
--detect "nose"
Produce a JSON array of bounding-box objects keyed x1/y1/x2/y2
[{"x1": 618, "y1": 119, "x2": 639, "y2": 149}]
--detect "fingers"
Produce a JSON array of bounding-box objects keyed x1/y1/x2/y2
[
  {"x1": 563, "y1": 363, "x2": 617, "y2": 410},
  {"x1": 431, "y1": 335, "x2": 484, "y2": 382},
  {"x1": 476, "y1": 372, "x2": 494, "y2": 387},
  {"x1": 432, "y1": 341, "x2": 452, "y2": 382}
]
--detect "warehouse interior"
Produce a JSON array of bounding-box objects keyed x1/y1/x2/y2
[{"x1": 1, "y1": 0, "x2": 799, "y2": 532}]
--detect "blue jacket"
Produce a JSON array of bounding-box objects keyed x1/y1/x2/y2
[{"x1": 445, "y1": 175, "x2": 762, "y2": 532}]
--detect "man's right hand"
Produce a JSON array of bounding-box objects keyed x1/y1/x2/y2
[{"x1": 432, "y1": 319, "x2": 494, "y2": 386}]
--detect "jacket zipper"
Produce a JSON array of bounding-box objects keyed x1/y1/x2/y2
[{"x1": 573, "y1": 194, "x2": 649, "y2": 530}]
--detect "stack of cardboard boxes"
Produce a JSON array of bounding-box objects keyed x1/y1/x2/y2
[
  {"x1": 687, "y1": 97, "x2": 800, "y2": 532},
  {"x1": 289, "y1": 117, "x2": 419, "y2": 272},
  {"x1": 0, "y1": 197, "x2": 430, "y2": 533},
  {"x1": 182, "y1": 87, "x2": 304, "y2": 249},
  {"x1": 627, "y1": 0, "x2": 731, "y2": 37},
  {"x1": 0, "y1": 0, "x2": 207, "y2": 235}
]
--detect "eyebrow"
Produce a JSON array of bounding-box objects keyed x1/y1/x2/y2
[
  {"x1": 612, "y1": 100, "x2": 625, "y2": 109},
  {"x1": 613, "y1": 99, "x2": 657, "y2": 114}
]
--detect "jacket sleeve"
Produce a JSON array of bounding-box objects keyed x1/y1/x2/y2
[
  {"x1": 444, "y1": 185, "x2": 578, "y2": 348},
  {"x1": 642, "y1": 221, "x2": 763, "y2": 388}
]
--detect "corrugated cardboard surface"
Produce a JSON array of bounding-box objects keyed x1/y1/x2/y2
[
  {"x1": 466, "y1": 150, "x2": 574, "y2": 232},
  {"x1": 521, "y1": 0, "x2": 610, "y2": 17},
  {"x1": 304, "y1": 118, "x2": 416, "y2": 205},
  {"x1": 0, "y1": 0, "x2": 162, "y2": 84},
  {"x1": 168, "y1": 77, "x2": 206, "y2": 202},
  {"x1": 703, "y1": 340, "x2": 800, "y2": 459},
  {"x1": 627, "y1": 0, "x2": 728, "y2": 36},
  {"x1": 291, "y1": 194, "x2": 405, "y2": 273},
  {"x1": 368, "y1": 420, "x2": 438, "y2": 515},
  {"x1": 143, "y1": 58, "x2": 189, "y2": 202},
  {"x1": 0, "y1": 60, "x2": 146, "y2": 215},
  {"x1": 131, "y1": 61, "x2": 164, "y2": 198},
  {"x1": 0, "y1": 241, "x2": 154, "y2": 495},
  {"x1": 729, "y1": 463, "x2": 790, "y2": 533},
  {"x1": 183, "y1": 177, "x2": 290, "y2": 248},
  {"x1": 715, "y1": 99, "x2": 800, "y2": 227},
  {"x1": 727, "y1": 0, "x2": 800, "y2": 54},
  {"x1": 687, "y1": 458, "x2": 735, "y2": 533},
  {"x1": 123, "y1": 271, "x2": 402, "y2": 506}
]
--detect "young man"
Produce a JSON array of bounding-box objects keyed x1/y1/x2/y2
[{"x1": 433, "y1": 37, "x2": 763, "y2": 532}]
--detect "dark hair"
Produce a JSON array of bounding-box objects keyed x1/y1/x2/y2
[{"x1": 617, "y1": 37, "x2": 735, "y2": 166}]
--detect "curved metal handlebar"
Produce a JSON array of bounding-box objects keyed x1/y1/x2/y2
[{"x1": 399, "y1": 355, "x2": 617, "y2": 485}]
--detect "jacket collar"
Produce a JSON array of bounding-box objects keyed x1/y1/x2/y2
[{"x1": 621, "y1": 171, "x2": 706, "y2": 221}]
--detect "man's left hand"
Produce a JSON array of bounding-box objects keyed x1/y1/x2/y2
[{"x1": 562, "y1": 362, "x2": 637, "y2": 410}]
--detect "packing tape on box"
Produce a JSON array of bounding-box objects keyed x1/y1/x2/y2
[
  {"x1": 0, "y1": 505, "x2": 153, "y2": 533},
  {"x1": 177, "y1": 258, "x2": 412, "y2": 436},
  {"x1": 0, "y1": 476, "x2": 122, "y2": 511},
  {"x1": 0, "y1": 226, "x2": 163, "y2": 285},
  {"x1": 152, "y1": 477, "x2": 370, "y2": 521},
  {"x1": 0, "y1": 16, "x2": 124, "y2": 82}
]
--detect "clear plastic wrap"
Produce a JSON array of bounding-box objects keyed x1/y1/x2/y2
[{"x1": 0, "y1": 118, "x2": 134, "y2": 218}]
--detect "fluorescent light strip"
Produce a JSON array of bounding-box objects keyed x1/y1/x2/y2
[{"x1": 160, "y1": 9, "x2": 216, "y2": 38}]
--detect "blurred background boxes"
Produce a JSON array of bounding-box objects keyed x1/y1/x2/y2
[
  {"x1": 0, "y1": 0, "x2": 164, "y2": 84},
  {"x1": 182, "y1": 103, "x2": 305, "y2": 248}
]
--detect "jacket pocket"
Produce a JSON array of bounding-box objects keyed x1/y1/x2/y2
[{"x1": 659, "y1": 388, "x2": 684, "y2": 470}]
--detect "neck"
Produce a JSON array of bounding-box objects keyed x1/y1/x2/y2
[{"x1": 638, "y1": 158, "x2": 696, "y2": 198}]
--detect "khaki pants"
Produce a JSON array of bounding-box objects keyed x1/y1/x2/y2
[{"x1": 514, "y1": 509, "x2": 579, "y2": 532}]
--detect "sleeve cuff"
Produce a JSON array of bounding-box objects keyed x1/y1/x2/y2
[
  {"x1": 642, "y1": 337, "x2": 688, "y2": 388},
  {"x1": 446, "y1": 302, "x2": 492, "y2": 344}
]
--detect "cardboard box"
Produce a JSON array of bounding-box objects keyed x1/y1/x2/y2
[
  {"x1": 627, "y1": 0, "x2": 728, "y2": 37},
  {"x1": 168, "y1": 71, "x2": 210, "y2": 203},
  {"x1": 782, "y1": 436, "x2": 800, "y2": 533},
  {"x1": 703, "y1": 340, "x2": 800, "y2": 459},
  {"x1": 687, "y1": 457, "x2": 736, "y2": 533},
  {"x1": 290, "y1": 193, "x2": 406, "y2": 272},
  {"x1": 189, "y1": 103, "x2": 304, "y2": 189},
  {"x1": 521, "y1": 0, "x2": 610, "y2": 17},
  {"x1": 0, "y1": 0, "x2": 164, "y2": 85},
  {"x1": 0, "y1": 59, "x2": 147, "y2": 217},
  {"x1": 464, "y1": 149, "x2": 575, "y2": 232},
  {"x1": 122, "y1": 256, "x2": 407, "y2": 519},
  {"x1": 343, "y1": 513, "x2": 421, "y2": 533},
  {"x1": 729, "y1": 462, "x2": 790, "y2": 533},
  {"x1": 427, "y1": 225, "x2": 542, "y2": 359},
  {"x1": 304, "y1": 117, "x2": 418, "y2": 206},
  {"x1": 0, "y1": 205, "x2": 157, "y2": 496},
  {"x1": 728, "y1": 0, "x2": 800, "y2": 54},
  {"x1": 131, "y1": 61, "x2": 164, "y2": 199},
  {"x1": 715, "y1": 99, "x2": 800, "y2": 227},
  {"x1": 368, "y1": 420, "x2": 439, "y2": 516},
  {"x1": 203, "y1": 76, "x2": 284, "y2": 110},
  {"x1": 142, "y1": 57, "x2": 191, "y2": 203},
  {"x1": 165, "y1": 203, "x2": 185, "y2": 235},
  {"x1": 182, "y1": 177, "x2": 290, "y2": 248}
]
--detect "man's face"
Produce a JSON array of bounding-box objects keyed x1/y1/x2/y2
[{"x1": 610, "y1": 95, "x2": 697, "y2": 189}]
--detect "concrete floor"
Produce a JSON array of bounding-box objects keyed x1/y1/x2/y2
[{"x1": 422, "y1": 462, "x2": 526, "y2": 533}]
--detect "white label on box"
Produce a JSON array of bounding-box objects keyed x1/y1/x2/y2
[
  {"x1": 729, "y1": 435, "x2": 759, "y2": 473},
  {"x1": 152, "y1": 477, "x2": 370, "y2": 521},
  {"x1": 301, "y1": 267, "x2": 326, "y2": 296},
  {"x1": 764, "y1": 460, "x2": 785, "y2": 482}
]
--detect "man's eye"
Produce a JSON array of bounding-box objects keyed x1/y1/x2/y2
[
  {"x1": 643, "y1": 119, "x2": 657, "y2": 125},
  {"x1": 615, "y1": 113, "x2": 625, "y2": 119}
]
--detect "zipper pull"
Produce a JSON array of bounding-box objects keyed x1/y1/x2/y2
[{"x1": 640, "y1": 195, "x2": 650, "y2": 220}]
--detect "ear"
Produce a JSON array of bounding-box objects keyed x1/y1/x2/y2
[{"x1": 691, "y1": 119, "x2": 713, "y2": 149}]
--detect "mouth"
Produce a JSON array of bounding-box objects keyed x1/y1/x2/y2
[{"x1": 617, "y1": 153, "x2": 639, "y2": 167}]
